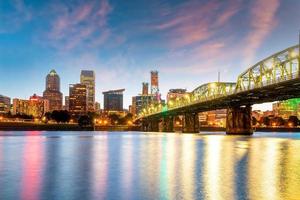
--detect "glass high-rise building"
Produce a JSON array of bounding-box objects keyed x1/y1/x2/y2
[
  {"x1": 69, "y1": 84, "x2": 88, "y2": 116},
  {"x1": 80, "y1": 70, "x2": 95, "y2": 111},
  {"x1": 43, "y1": 69, "x2": 63, "y2": 111},
  {"x1": 103, "y1": 89, "x2": 125, "y2": 111}
]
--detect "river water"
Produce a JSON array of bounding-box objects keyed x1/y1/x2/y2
[{"x1": 0, "y1": 131, "x2": 299, "y2": 200}]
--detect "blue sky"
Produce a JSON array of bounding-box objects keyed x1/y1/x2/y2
[{"x1": 0, "y1": 0, "x2": 299, "y2": 110}]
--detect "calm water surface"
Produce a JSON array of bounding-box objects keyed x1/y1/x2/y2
[{"x1": 0, "y1": 131, "x2": 299, "y2": 200}]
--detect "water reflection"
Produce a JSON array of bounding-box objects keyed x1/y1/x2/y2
[
  {"x1": 0, "y1": 131, "x2": 299, "y2": 200},
  {"x1": 92, "y1": 135, "x2": 108, "y2": 199},
  {"x1": 21, "y1": 134, "x2": 44, "y2": 200}
]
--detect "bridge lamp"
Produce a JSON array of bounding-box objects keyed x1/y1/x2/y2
[
  {"x1": 290, "y1": 50, "x2": 298, "y2": 58},
  {"x1": 210, "y1": 83, "x2": 217, "y2": 89}
]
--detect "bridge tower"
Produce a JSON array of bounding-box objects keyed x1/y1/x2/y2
[{"x1": 226, "y1": 105, "x2": 253, "y2": 135}]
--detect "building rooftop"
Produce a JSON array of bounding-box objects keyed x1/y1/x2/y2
[
  {"x1": 81, "y1": 70, "x2": 95, "y2": 77},
  {"x1": 102, "y1": 89, "x2": 125, "y2": 95},
  {"x1": 49, "y1": 69, "x2": 57, "y2": 76}
]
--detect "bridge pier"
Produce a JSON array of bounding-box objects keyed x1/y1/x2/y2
[
  {"x1": 182, "y1": 113, "x2": 199, "y2": 133},
  {"x1": 226, "y1": 105, "x2": 253, "y2": 135},
  {"x1": 162, "y1": 116, "x2": 174, "y2": 132},
  {"x1": 141, "y1": 120, "x2": 148, "y2": 132},
  {"x1": 142, "y1": 119, "x2": 159, "y2": 132},
  {"x1": 149, "y1": 119, "x2": 159, "y2": 132}
]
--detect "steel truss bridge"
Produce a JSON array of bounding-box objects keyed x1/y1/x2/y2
[{"x1": 137, "y1": 45, "x2": 300, "y2": 134}]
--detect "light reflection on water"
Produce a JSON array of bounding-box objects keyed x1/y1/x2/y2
[{"x1": 0, "y1": 131, "x2": 299, "y2": 200}]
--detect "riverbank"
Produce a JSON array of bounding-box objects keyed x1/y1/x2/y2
[
  {"x1": 0, "y1": 122, "x2": 140, "y2": 131},
  {"x1": 1, "y1": 122, "x2": 300, "y2": 132},
  {"x1": 199, "y1": 126, "x2": 300, "y2": 132}
]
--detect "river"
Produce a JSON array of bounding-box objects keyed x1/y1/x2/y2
[{"x1": 0, "y1": 131, "x2": 299, "y2": 200}]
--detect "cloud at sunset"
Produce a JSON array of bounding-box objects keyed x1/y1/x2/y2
[
  {"x1": 242, "y1": 0, "x2": 280, "y2": 67},
  {"x1": 0, "y1": 0, "x2": 299, "y2": 108},
  {"x1": 47, "y1": 0, "x2": 112, "y2": 50}
]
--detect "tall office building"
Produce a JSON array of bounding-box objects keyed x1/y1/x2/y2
[
  {"x1": 69, "y1": 84, "x2": 88, "y2": 116},
  {"x1": 12, "y1": 95, "x2": 49, "y2": 118},
  {"x1": 150, "y1": 71, "x2": 161, "y2": 102},
  {"x1": 131, "y1": 95, "x2": 153, "y2": 117},
  {"x1": 142, "y1": 82, "x2": 149, "y2": 95},
  {"x1": 28, "y1": 94, "x2": 49, "y2": 118},
  {"x1": 80, "y1": 70, "x2": 95, "y2": 111},
  {"x1": 151, "y1": 71, "x2": 159, "y2": 95},
  {"x1": 64, "y1": 96, "x2": 69, "y2": 111},
  {"x1": 43, "y1": 69, "x2": 63, "y2": 111},
  {"x1": 0, "y1": 95, "x2": 11, "y2": 114},
  {"x1": 95, "y1": 102, "x2": 101, "y2": 113},
  {"x1": 103, "y1": 89, "x2": 125, "y2": 111}
]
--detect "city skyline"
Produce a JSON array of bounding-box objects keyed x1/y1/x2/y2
[{"x1": 0, "y1": 0, "x2": 300, "y2": 109}]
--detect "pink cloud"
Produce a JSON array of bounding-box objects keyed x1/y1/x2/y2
[
  {"x1": 242, "y1": 0, "x2": 280, "y2": 66},
  {"x1": 47, "y1": 0, "x2": 112, "y2": 50},
  {"x1": 152, "y1": 0, "x2": 241, "y2": 48}
]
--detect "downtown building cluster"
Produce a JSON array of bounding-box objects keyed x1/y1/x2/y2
[{"x1": 0, "y1": 69, "x2": 126, "y2": 121}]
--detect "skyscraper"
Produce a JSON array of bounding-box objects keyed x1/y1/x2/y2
[
  {"x1": 150, "y1": 70, "x2": 161, "y2": 102},
  {"x1": 80, "y1": 70, "x2": 95, "y2": 111},
  {"x1": 43, "y1": 69, "x2": 63, "y2": 111},
  {"x1": 142, "y1": 82, "x2": 149, "y2": 95},
  {"x1": 69, "y1": 84, "x2": 88, "y2": 116},
  {"x1": 64, "y1": 96, "x2": 69, "y2": 111},
  {"x1": 0, "y1": 95, "x2": 11, "y2": 114},
  {"x1": 103, "y1": 89, "x2": 125, "y2": 111},
  {"x1": 151, "y1": 71, "x2": 159, "y2": 95}
]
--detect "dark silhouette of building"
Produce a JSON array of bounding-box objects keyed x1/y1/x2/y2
[
  {"x1": 103, "y1": 89, "x2": 125, "y2": 111},
  {"x1": 43, "y1": 69, "x2": 63, "y2": 111},
  {"x1": 69, "y1": 84, "x2": 88, "y2": 116}
]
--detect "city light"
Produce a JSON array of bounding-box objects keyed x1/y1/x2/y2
[{"x1": 209, "y1": 83, "x2": 217, "y2": 89}]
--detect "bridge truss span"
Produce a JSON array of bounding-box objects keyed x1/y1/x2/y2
[
  {"x1": 137, "y1": 44, "x2": 300, "y2": 135},
  {"x1": 236, "y1": 45, "x2": 299, "y2": 92}
]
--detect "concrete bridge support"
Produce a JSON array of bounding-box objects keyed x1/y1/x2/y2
[
  {"x1": 142, "y1": 119, "x2": 159, "y2": 132},
  {"x1": 226, "y1": 105, "x2": 253, "y2": 135},
  {"x1": 162, "y1": 116, "x2": 174, "y2": 132},
  {"x1": 142, "y1": 120, "x2": 148, "y2": 132},
  {"x1": 182, "y1": 113, "x2": 199, "y2": 133},
  {"x1": 149, "y1": 119, "x2": 159, "y2": 132}
]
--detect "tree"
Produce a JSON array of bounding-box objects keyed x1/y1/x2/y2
[
  {"x1": 50, "y1": 110, "x2": 71, "y2": 123},
  {"x1": 78, "y1": 115, "x2": 92, "y2": 127},
  {"x1": 260, "y1": 116, "x2": 270, "y2": 126},
  {"x1": 252, "y1": 117, "x2": 258, "y2": 126},
  {"x1": 288, "y1": 116, "x2": 299, "y2": 127},
  {"x1": 108, "y1": 113, "x2": 120, "y2": 125},
  {"x1": 44, "y1": 112, "x2": 52, "y2": 121},
  {"x1": 271, "y1": 117, "x2": 285, "y2": 126}
]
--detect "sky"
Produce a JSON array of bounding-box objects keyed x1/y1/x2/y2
[{"x1": 0, "y1": 0, "x2": 300, "y2": 110}]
